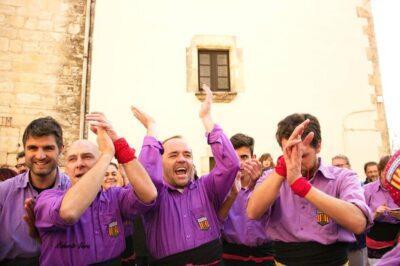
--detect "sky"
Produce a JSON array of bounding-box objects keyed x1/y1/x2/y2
[{"x1": 371, "y1": 0, "x2": 400, "y2": 151}]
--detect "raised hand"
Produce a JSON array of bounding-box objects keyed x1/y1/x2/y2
[
  {"x1": 86, "y1": 112, "x2": 119, "y2": 141},
  {"x1": 241, "y1": 158, "x2": 263, "y2": 182},
  {"x1": 199, "y1": 84, "x2": 213, "y2": 119},
  {"x1": 131, "y1": 106, "x2": 157, "y2": 137},
  {"x1": 283, "y1": 119, "x2": 314, "y2": 184},
  {"x1": 23, "y1": 198, "x2": 40, "y2": 242},
  {"x1": 95, "y1": 126, "x2": 115, "y2": 157},
  {"x1": 199, "y1": 84, "x2": 214, "y2": 132}
]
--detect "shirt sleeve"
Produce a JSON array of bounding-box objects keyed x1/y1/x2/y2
[
  {"x1": 116, "y1": 186, "x2": 155, "y2": 219},
  {"x1": 138, "y1": 136, "x2": 164, "y2": 192},
  {"x1": 34, "y1": 189, "x2": 72, "y2": 231},
  {"x1": 201, "y1": 124, "x2": 240, "y2": 210},
  {"x1": 338, "y1": 171, "x2": 373, "y2": 226}
]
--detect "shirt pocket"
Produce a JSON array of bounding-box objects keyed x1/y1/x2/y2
[
  {"x1": 101, "y1": 212, "x2": 123, "y2": 243},
  {"x1": 190, "y1": 207, "x2": 212, "y2": 240}
]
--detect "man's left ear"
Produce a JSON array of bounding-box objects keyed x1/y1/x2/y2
[{"x1": 252, "y1": 154, "x2": 257, "y2": 159}]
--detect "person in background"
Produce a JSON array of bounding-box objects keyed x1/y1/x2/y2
[
  {"x1": 219, "y1": 133, "x2": 275, "y2": 265},
  {"x1": 376, "y1": 150, "x2": 400, "y2": 265},
  {"x1": 332, "y1": 154, "x2": 351, "y2": 169},
  {"x1": 364, "y1": 155, "x2": 400, "y2": 265},
  {"x1": 332, "y1": 154, "x2": 368, "y2": 266},
  {"x1": 259, "y1": 153, "x2": 274, "y2": 172},
  {"x1": 15, "y1": 151, "x2": 27, "y2": 174},
  {"x1": 103, "y1": 162, "x2": 136, "y2": 266},
  {"x1": 0, "y1": 168, "x2": 18, "y2": 182},
  {"x1": 364, "y1": 161, "x2": 379, "y2": 185}
]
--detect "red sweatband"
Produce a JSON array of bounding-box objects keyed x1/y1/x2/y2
[
  {"x1": 113, "y1": 138, "x2": 136, "y2": 164},
  {"x1": 290, "y1": 177, "x2": 312, "y2": 197},
  {"x1": 275, "y1": 156, "x2": 287, "y2": 177}
]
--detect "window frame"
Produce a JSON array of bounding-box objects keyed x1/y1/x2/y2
[{"x1": 198, "y1": 50, "x2": 231, "y2": 92}]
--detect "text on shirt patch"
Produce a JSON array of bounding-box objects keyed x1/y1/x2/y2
[
  {"x1": 108, "y1": 221, "x2": 120, "y2": 237},
  {"x1": 197, "y1": 216, "x2": 210, "y2": 230},
  {"x1": 316, "y1": 210, "x2": 330, "y2": 226}
]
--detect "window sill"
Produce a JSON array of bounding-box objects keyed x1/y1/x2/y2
[{"x1": 195, "y1": 91, "x2": 237, "y2": 103}]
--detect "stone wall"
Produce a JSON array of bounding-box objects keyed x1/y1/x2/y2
[{"x1": 0, "y1": 0, "x2": 88, "y2": 166}]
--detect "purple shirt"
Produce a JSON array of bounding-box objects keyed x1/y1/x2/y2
[
  {"x1": 364, "y1": 180, "x2": 400, "y2": 224},
  {"x1": 0, "y1": 169, "x2": 69, "y2": 261},
  {"x1": 138, "y1": 125, "x2": 240, "y2": 260},
  {"x1": 223, "y1": 171, "x2": 271, "y2": 247},
  {"x1": 377, "y1": 242, "x2": 400, "y2": 266},
  {"x1": 266, "y1": 161, "x2": 372, "y2": 244},
  {"x1": 34, "y1": 185, "x2": 153, "y2": 265}
]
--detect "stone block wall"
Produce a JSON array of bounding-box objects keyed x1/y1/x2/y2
[{"x1": 0, "y1": 0, "x2": 88, "y2": 166}]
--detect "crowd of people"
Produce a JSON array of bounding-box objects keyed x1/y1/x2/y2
[{"x1": 0, "y1": 85, "x2": 399, "y2": 266}]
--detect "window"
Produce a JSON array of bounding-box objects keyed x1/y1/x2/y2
[{"x1": 198, "y1": 50, "x2": 230, "y2": 91}]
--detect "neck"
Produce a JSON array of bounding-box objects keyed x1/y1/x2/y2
[
  {"x1": 29, "y1": 168, "x2": 58, "y2": 189},
  {"x1": 302, "y1": 159, "x2": 319, "y2": 179},
  {"x1": 240, "y1": 175, "x2": 252, "y2": 188}
]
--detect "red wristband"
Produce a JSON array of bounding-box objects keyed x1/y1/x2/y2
[
  {"x1": 290, "y1": 177, "x2": 312, "y2": 197},
  {"x1": 113, "y1": 138, "x2": 136, "y2": 164},
  {"x1": 275, "y1": 155, "x2": 287, "y2": 177}
]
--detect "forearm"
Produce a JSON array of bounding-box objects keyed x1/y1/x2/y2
[
  {"x1": 247, "y1": 172, "x2": 284, "y2": 219},
  {"x1": 218, "y1": 191, "x2": 238, "y2": 220},
  {"x1": 60, "y1": 154, "x2": 113, "y2": 223},
  {"x1": 122, "y1": 160, "x2": 157, "y2": 204},
  {"x1": 201, "y1": 115, "x2": 214, "y2": 133},
  {"x1": 305, "y1": 187, "x2": 367, "y2": 234}
]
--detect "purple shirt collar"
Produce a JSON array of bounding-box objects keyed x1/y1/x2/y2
[{"x1": 15, "y1": 168, "x2": 68, "y2": 189}]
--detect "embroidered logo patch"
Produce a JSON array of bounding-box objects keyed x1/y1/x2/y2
[
  {"x1": 197, "y1": 216, "x2": 210, "y2": 230},
  {"x1": 316, "y1": 210, "x2": 330, "y2": 226},
  {"x1": 108, "y1": 221, "x2": 120, "y2": 237}
]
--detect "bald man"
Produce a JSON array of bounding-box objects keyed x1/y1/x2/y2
[{"x1": 34, "y1": 114, "x2": 157, "y2": 266}]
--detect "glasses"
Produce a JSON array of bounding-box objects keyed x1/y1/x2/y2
[{"x1": 15, "y1": 163, "x2": 26, "y2": 169}]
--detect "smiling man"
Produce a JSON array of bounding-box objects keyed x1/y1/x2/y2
[
  {"x1": 0, "y1": 117, "x2": 70, "y2": 266},
  {"x1": 33, "y1": 114, "x2": 157, "y2": 266},
  {"x1": 132, "y1": 85, "x2": 240, "y2": 265}
]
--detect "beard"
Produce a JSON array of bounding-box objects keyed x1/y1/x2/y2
[{"x1": 29, "y1": 161, "x2": 58, "y2": 178}]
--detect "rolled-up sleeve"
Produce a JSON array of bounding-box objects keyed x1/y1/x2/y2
[
  {"x1": 339, "y1": 171, "x2": 373, "y2": 226},
  {"x1": 34, "y1": 189, "x2": 71, "y2": 231},
  {"x1": 202, "y1": 124, "x2": 240, "y2": 209}
]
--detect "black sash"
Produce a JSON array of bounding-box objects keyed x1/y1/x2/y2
[
  {"x1": 151, "y1": 239, "x2": 222, "y2": 266},
  {"x1": 273, "y1": 241, "x2": 348, "y2": 266},
  {"x1": 90, "y1": 256, "x2": 121, "y2": 266},
  {"x1": 222, "y1": 240, "x2": 275, "y2": 258},
  {"x1": 367, "y1": 221, "x2": 400, "y2": 242},
  {"x1": 0, "y1": 257, "x2": 39, "y2": 266}
]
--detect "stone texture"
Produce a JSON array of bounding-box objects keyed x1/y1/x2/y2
[{"x1": 0, "y1": 0, "x2": 88, "y2": 166}]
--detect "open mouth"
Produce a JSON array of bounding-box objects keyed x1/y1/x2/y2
[
  {"x1": 174, "y1": 167, "x2": 188, "y2": 176},
  {"x1": 75, "y1": 173, "x2": 84, "y2": 178},
  {"x1": 106, "y1": 178, "x2": 117, "y2": 183}
]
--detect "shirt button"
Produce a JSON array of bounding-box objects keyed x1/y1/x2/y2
[
  {"x1": 301, "y1": 206, "x2": 305, "y2": 209},
  {"x1": 95, "y1": 230, "x2": 99, "y2": 234},
  {"x1": 183, "y1": 214, "x2": 187, "y2": 218},
  {"x1": 300, "y1": 228, "x2": 304, "y2": 230},
  {"x1": 186, "y1": 235, "x2": 190, "y2": 239}
]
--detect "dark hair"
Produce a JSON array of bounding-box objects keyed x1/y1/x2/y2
[
  {"x1": 230, "y1": 133, "x2": 254, "y2": 155},
  {"x1": 22, "y1": 117, "x2": 63, "y2": 149},
  {"x1": 0, "y1": 168, "x2": 18, "y2": 182},
  {"x1": 259, "y1": 153, "x2": 275, "y2": 168},
  {"x1": 364, "y1": 161, "x2": 378, "y2": 173},
  {"x1": 276, "y1": 113, "x2": 321, "y2": 148},
  {"x1": 377, "y1": 156, "x2": 390, "y2": 174},
  {"x1": 109, "y1": 162, "x2": 118, "y2": 170},
  {"x1": 16, "y1": 151, "x2": 25, "y2": 160}
]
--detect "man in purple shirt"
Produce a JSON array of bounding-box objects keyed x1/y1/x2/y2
[
  {"x1": 364, "y1": 155, "x2": 400, "y2": 264},
  {"x1": 218, "y1": 133, "x2": 275, "y2": 265},
  {"x1": 376, "y1": 149, "x2": 400, "y2": 265},
  {"x1": 248, "y1": 113, "x2": 372, "y2": 266},
  {"x1": 131, "y1": 85, "x2": 240, "y2": 265},
  {"x1": 34, "y1": 113, "x2": 157, "y2": 266},
  {"x1": 0, "y1": 117, "x2": 70, "y2": 266}
]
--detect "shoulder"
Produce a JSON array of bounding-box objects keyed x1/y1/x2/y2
[
  {"x1": 36, "y1": 188, "x2": 66, "y2": 203},
  {"x1": 319, "y1": 164, "x2": 359, "y2": 182},
  {"x1": 0, "y1": 174, "x2": 23, "y2": 196},
  {"x1": 363, "y1": 180, "x2": 379, "y2": 193}
]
